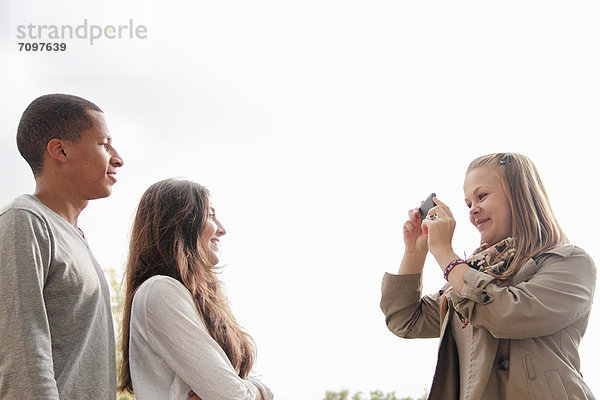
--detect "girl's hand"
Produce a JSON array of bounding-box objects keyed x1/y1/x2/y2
[
  {"x1": 420, "y1": 197, "x2": 456, "y2": 258},
  {"x1": 403, "y1": 207, "x2": 428, "y2": 255},
  {"x1": 396, "y1": 199, "x2": 437, "y2": 275}
]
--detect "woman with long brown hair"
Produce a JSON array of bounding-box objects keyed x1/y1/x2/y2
[
  {"x1": 381, "y1": 153, "x2": 595, "y2": 399},
  {"x1": 119, "y1": 178, "x2": 273, "y2": 400}
]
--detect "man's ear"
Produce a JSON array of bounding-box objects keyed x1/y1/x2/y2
[{"x1": 47, "y1": 138, "x2": 68, "y2": 163}]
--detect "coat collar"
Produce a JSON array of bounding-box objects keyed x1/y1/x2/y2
[{"x1": 511, "y1": 244, "x2": 573, "y2": 285}]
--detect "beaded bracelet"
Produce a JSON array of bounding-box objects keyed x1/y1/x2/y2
[{"x1": 443, "y1": 258, "x2": 465, "y2": 281}]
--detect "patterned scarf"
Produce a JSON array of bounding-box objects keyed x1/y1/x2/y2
[{"x1": 465, "y1": 237, "x2": 516, "y2": 277}]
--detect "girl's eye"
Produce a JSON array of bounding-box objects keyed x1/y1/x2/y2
[
  {"x1": 478, "y1": 193, "x2": 488, "y2": 200},
  {"x1": 209, "y1": 213, "x2": 216, "y2": 219}
]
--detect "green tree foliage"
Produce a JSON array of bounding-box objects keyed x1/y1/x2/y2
[{"x1": 324, "y1": 389, "x2": 351, "y2": 400}]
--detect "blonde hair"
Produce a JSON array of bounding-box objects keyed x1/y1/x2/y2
[
  {"x1": 118, "y1": 179, "x2": 255, "y2": 394},
  {"x1": 467, "y1": 152, "x2": 568, "y2": 281}
]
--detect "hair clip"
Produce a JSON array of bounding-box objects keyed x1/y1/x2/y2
[{"x1": 499, "y1": 153, "x2": 512, "y2": 165}]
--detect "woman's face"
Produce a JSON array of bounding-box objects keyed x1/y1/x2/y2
[
  {"x1": 464, "y1": 166, "x2": 513, "y2": 245},
  {"x1": 198, "y1": 200, "x2": 227, "y2": 265}
]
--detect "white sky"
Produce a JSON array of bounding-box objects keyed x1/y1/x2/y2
[{"x1": 1, "y1": 1, "x2": 599, "y2": 399}]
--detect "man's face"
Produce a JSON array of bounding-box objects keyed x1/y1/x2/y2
[{"x1": 62, "y1": 110, "x2": 124, "y2": 200}]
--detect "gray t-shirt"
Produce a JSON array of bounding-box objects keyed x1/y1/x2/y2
[{"x1": 0, "y1": 195, "x2": 116, "y2": 399}]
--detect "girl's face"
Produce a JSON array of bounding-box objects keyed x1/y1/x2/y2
[
  {"x1": 198, "y1": 200, "x2": 227, "y2": 265},
  {"x1": 464, "y1": 166, "x2": 513, "y2": 245}
]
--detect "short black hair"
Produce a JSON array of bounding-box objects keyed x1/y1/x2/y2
[{"x1": 17, "y1": 93, "x2": 103, "y2": 176}]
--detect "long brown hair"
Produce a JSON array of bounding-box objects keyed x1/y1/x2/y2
[
  {"x1": 118, "y1": 178, "x2": 255, "y2": 393},
  {"x1": 467, "y1": 152, "x2": 568, "y2": 281}
]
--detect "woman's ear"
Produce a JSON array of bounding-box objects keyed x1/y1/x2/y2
[{"x1": 46, "y1": 138, "x2": 68, "y2": 163}]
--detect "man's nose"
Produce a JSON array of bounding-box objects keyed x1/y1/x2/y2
[{"x1": 110, "y1": 149, "x2": 124, "y2": 167}]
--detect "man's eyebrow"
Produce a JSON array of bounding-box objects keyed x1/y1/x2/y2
[{"x1": 97, "y1": 134, "x2": 112, "y2": 141}]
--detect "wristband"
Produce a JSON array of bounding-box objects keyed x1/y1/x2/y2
[{"x1": 443, "y1": 259, "x2": 465, "y2": 281}]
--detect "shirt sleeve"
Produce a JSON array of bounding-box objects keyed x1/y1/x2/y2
[
  {"x1": 246, "y1": 368, "x2": 274, "y2": 400},
  {"x1": 447, "y1": 246, "x2": 596, "y2": 339},
  {"x1": 380, "y1": 272, "x2": 445, "y2": 339},
  {"x1": 141, "y1": 277, "x2": 263, "y2": 400},
  {"x1": 0, "y1": 209, "x2": 59, "y2": 399}
]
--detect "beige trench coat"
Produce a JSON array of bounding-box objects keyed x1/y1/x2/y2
[{"x1": 381, "y1": 245, "x2": 596, "y2": 400}]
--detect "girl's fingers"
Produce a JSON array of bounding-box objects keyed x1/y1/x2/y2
[
  {"x1": 405, "y1": 208, "x2": 421, "y2": 228},
  {"x1": 421, "y1": 220, "x2": 429, "y2": 236},
  {"x1": 432, "y1": 197, "x2": 454, "y2": 218},
  {"x1": 409, "y1": 207, "x2": 420, "y2": 220}
]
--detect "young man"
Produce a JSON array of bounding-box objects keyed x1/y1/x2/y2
[{"x1": 0, "y1": 94, "x2": 124, "y2": 399}]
